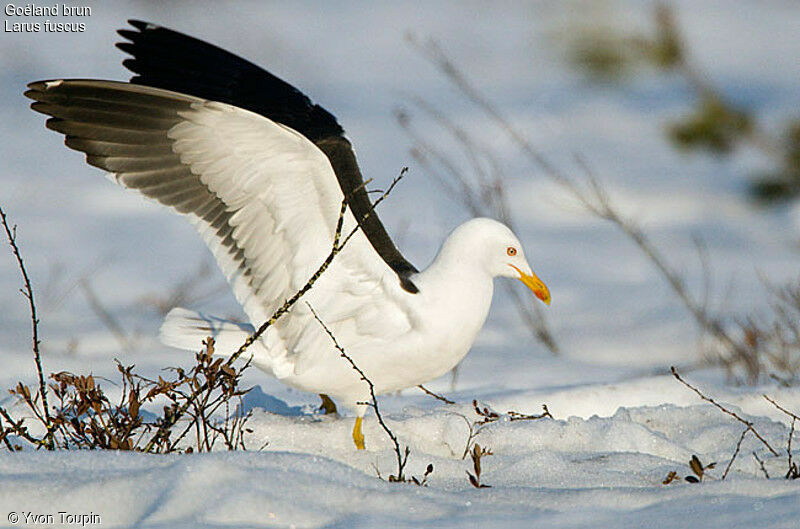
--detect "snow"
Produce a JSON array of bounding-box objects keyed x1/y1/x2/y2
[
  {"x1": 1, "y1": 0, "x2": 800, "y2": 527},
  {"x1": 1, "y1": 400, "x2": 798, "y2": 528}
]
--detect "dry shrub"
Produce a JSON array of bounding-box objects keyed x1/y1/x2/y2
[
  {"x1": 672, "y1": 367, "x2": 800, "y2": 481},
  {"x1": 1, "y1": 338, "x2": 257, "y2": 453},
  {"x1": 712, "y1": 280, "x2": 800, "y2": 386}
]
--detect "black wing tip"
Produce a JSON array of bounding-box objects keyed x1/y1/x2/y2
[
  {"x1": 127, "y1": 19, "x2": 156, "y2": 32},
  {"x1": 25, "y1": 80, "x2": 67, "y2": 102},
  {"x1": 400, "y1": 275, "x2": 420, "y2": 294},
  {"x1": 117, "y1": 20, "x2": 160, "y2": 41},
  {"x1": 28, "y1": 101, "x2": 48, "y2": 113},
  {"x1": 116, "y1": 41, "x2": 136, "y2": 55},
  {"x1": 120, "y1": 58, "x2": 143, "y2": 74},
  {"x1": 44, "y1": 117, "x2": 66, "y2": 132},
  {"x1": 26, "y1": 80, "x2": 51, "y2": 91},
  {"x1": 117, "y1": 29, "x2": 139, "y2": 41}
]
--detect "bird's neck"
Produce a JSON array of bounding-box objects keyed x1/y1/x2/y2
[{"x1": 412, "y1": 245, "x2": 495, "y2": 335}]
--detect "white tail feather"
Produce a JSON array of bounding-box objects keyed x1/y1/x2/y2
[{"x1": 160, "y1": 307, "x2": 255, "y2": 356}]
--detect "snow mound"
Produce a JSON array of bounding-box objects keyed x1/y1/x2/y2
[{"x1": 1, "y1": 398, "x2": 798, "y2": 528}]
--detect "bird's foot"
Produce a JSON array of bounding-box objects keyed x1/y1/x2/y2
[
  {"x1": 352, "y1": 416, "x2": 365, "y2": 450},
  {"x1": 318, "y1": 393, "x2": 339, "y2": 416}
]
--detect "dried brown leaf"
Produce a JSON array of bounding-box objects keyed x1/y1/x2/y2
[{"x1": 690, "y1": 455, "x2": 704, "y2": 478}]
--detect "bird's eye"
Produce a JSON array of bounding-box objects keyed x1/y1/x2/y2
[{"x1": 507, "y1": 247, "x2": 517, "y2": 256}]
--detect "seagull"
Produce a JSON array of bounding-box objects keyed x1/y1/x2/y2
[{"x1": 25, "y1": 20, "x2": 551, "y2": 449}]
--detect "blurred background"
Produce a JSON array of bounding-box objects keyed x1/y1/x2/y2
[{"x1": 2, "y1": 0, "x2": 799, "y2": 400}]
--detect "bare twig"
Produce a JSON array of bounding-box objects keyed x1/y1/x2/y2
[
  {"x1": 448, "y1": 413, "x2": 485, "y2": 460},
  {"x1": 671, "y1": 367, "x2": 778, "y2": 456},
  {"x1": 472, "y1": 399, "x2": 552, "y2": 425},
  {"x1": 0, "y1": 206, "x2": 53, "y2": 450},
  {"x1": 763, "y1": 395, "x2": 800, "y2": 422},
  {"x1": 307, "y1": 302, "x2": 409, "y2": 482},
  {"x1": 0, "y1": 406, "x2": 41, "y2": 447},
  {"x1": 0, "y1": 413, "x2": 14, "y2": 451},
  {"x1": 417, "y1": 384, "x2": 455, "y2": 405},
  {"x1": 456, "y1": 400, "x2": 551, "y2": 459},
  {"x1": 752, "y1": 451, "x2": 771, "y2": 479},
  {"x1": 509, "y1": 405, "x2": 553, "y2": 422},
  {"x1": 574, "y1": 160, "x2": 747, "y2": 364},
  {"x1": 763, "y1": 395, "x2": 800, "y2": 479},
  {"x1": 787, "y1": 418, "x2": 798, "y2": 479},
  {"x1": 406, "y1": 35, "x2": 575, "y2": 191},
  {"x1": 721, "y1": 428, "x2": 749, "y2": 480}
]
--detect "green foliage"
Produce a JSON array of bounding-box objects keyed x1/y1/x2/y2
[
  {"x1": 646, "y1": 5, "x2": 683, "y2": 69},
  {"x1": 569, "y1": 33, "x2": 635, "y2": 79},
  {"x1": 668, "y1": 97, "x2": 751, "y2": 154},
  {"x1": 749, "y1": 178, "x2": 798, "y2": 203},
  {"x1": 567, "y1": 5, "x2": 682, "y2": 79},
  {"x1": 750, "y1": 122, "x2": 800, "y2": 203},
  {"x1": 566, "y1": 3, "x2": 800, "y2": 203}
]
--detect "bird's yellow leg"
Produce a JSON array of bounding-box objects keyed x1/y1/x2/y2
[{"x1": 352, "y1": 416, "x2": 366, "y2": 450}]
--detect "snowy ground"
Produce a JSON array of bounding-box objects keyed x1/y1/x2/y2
[{"x1": 1, "y1": 1, "x2": 800, "y2": 527}]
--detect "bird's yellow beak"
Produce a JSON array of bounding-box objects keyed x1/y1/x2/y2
[{"x1": 509, "y1": 264, "x2": 551, "y2": 305}]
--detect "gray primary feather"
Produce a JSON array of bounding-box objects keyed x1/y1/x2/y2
[{"x1": 26, "y1": 79, "x2": 249, "y2": 280}]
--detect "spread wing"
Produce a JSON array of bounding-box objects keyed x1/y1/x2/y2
[
  {"x1": 25, "y1": 80, "x2": 417, "y2": 376},
  {"x1": 116, "y1": 19, "x2": 419, "y2": 291}
]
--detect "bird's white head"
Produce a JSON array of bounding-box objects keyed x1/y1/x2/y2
[{"x1": 445, "y1": 218, "x2": 551, "y2": 305}]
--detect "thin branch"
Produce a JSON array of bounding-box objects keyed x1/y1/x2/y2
[
  {"x1": 788, "y1": 417, "x2": 797, "y2": 479},
  {"x1": 508, "y1": 405, "x2": 553, "y2": 422},
  {"x1": 671, "y1": 366, "x2": 778, "y2": 456},
  {"x1": 763, "y1": 394, "x2": 800, "y2": 479},
  {"x1": 752, "y1": 451, "x2": 771, "y2": 479},
  {"x1": 0, "y1": 413, "x2": 15, "y2": 450},
  {"x1": 0, "y1": 206, "x2": 53, "y2": 450},
  {"x1": 575, "y1": 160, "x2": 747, "y2": 362},
  {"x1": 763, "y1": 394, "x2": 800, "y2": 422},
  {"x1": 721, "y1": 428, "x2": 748, "y2": 480},
  {"x1": 0, "y1": 406, "x2": 42, "y2": 446},
  {"x1": 458, "y1": 414, "x2": 484, "y2": 460},
  {"x1": 228, "y1": 199, "x2": 349, "y2": 366},
  {"x1": 340, "y1": 169, "x2": 408, "y2": 249},
  {"x1": 417, "y1": 384, "x2": 455, "y2": 405},
  {"x1": 307, "y1": 302, "x2": 408, "y2": 481},
  {"x1": 407, "y1": 35, "x2": 575, "y2": 191}
]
